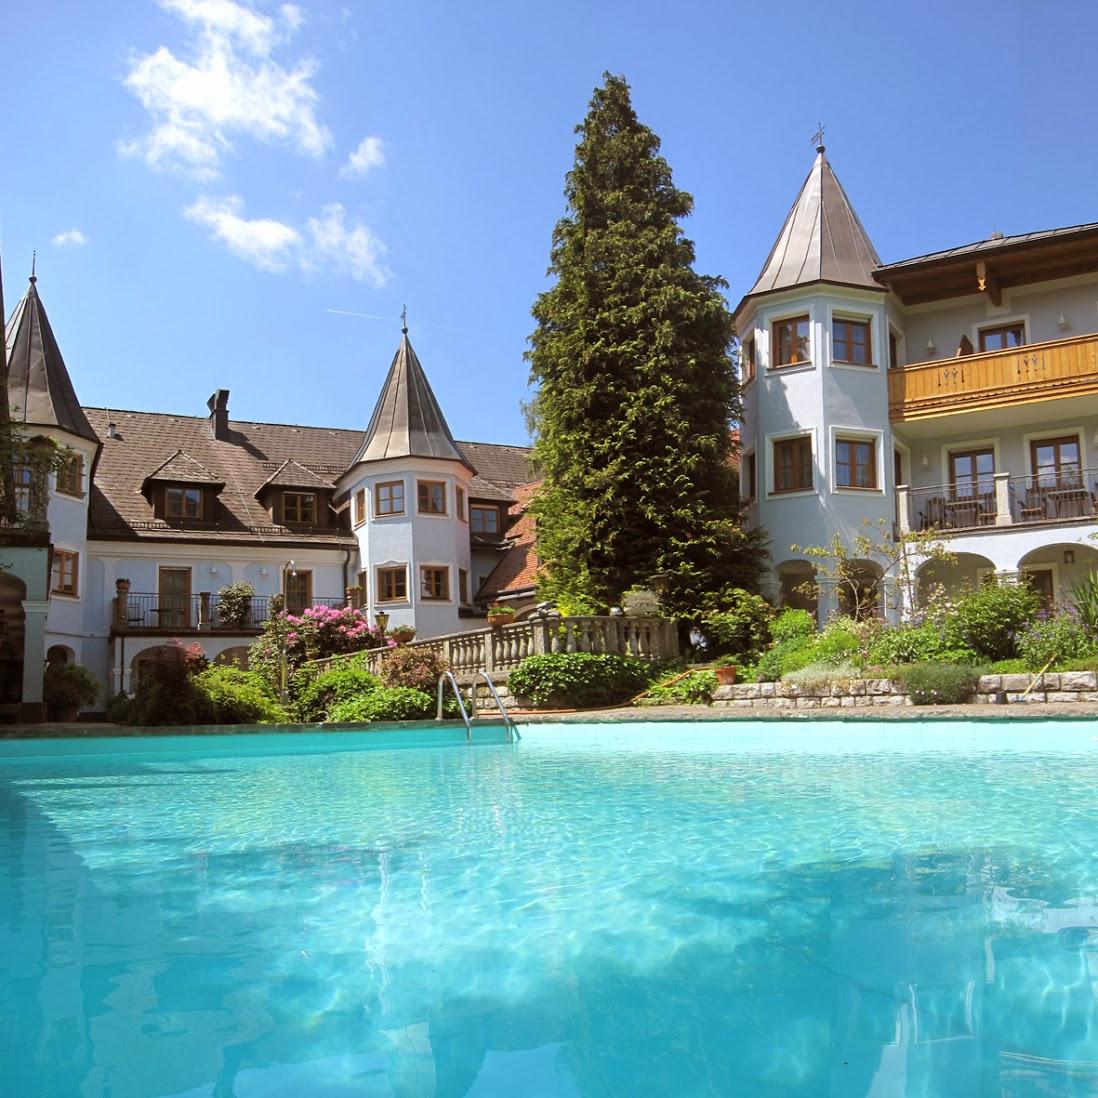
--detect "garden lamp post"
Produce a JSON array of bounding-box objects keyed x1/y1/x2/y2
[
  {"x1": 374, "y1": 610, "x2": 389, "y2": 643},
  {"x1": 279, "y1": 560, "x2": 296, "y2": 705}
]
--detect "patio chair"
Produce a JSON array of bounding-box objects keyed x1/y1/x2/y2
[
  {"x1": 1019, "y1": 486, "x2": 1047, "y2": 522},
  {"x1": 976, "y1": 491, "x2": 997, "y2": 525}
]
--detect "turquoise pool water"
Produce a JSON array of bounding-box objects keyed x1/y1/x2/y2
[{"x1": 3, "y1": 721, "x2": 1098, "y2": 1096}]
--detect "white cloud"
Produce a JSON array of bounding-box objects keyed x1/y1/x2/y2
[
  {"x1": 121, "y1": 0, "x2": 331, "y2": 179},
  {"x1": 52, "y1": 228, "x2": 89, "y2": 247},
  {"x1": 184, "y1": 195, "x2": 302, "y2": 271},
  {"x1": 185, "y1": 195, "x2": 389, "y2": 285},
  {"x1": 339, "y1": 136, "x2": 384, "y2": 179}
]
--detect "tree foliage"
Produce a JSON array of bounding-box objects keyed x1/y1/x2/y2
[{"x1": 526, "y1": 72, "x2": 764, "y2": 613}]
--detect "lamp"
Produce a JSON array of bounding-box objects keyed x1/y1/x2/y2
[
  {"x1": 1058, "y1": 313, "x2": 1070, "y2": 332},
  {"x1": 375, "y1": 610, "x2": 389, "y2": 639},
  {"x1": 920, "y1": 454, "x2": 931, "y2": 471},
  {"x1": 278, "y1": 560, "x2": 297, "y2": 704},
  {"x1": 1065, "y1": 550, "x2": 1075, "y2": 565},
  {"x1": 209, "y1": 565, "x2": 219, "y2": 574},
  {"x1": 925, "y1": 339, "x2": 936, "y2": 357}
]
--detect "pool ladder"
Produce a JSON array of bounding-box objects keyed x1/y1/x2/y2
[{"x1": 436, "y1": 671, "x2": 519, "y2": 743}]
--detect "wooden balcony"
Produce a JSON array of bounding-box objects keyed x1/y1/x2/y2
[{"x1": 888, "y1": 333, "x2": 1098, "y2": 422}]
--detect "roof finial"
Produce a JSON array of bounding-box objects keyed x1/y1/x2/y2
[
  {"x1": 400, "y1": 304, "x2": 408, "y2": 335},
  {"x1": 811, "y1": 123, "x2": 825, "y2": 154},
  {"x1": 29, "y1": 250, "x2": 36, "y2": 285}
]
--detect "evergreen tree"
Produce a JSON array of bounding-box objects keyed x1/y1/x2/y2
[{"x1": 526, "y1": 73, "x2": 764, "y2": 613}]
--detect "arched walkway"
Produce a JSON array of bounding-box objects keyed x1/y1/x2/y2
[
  {"x1": 1018, "y1": 543, "x2": 1098, "y2": 612},
  {"x1": 836, "y1": 559, "x2": 883, "y2": 622},
  {"x1": 47, "y1": 644, "x2": 74, "y2": 666},
  {"x1": 214, "y1": 646, "x2": 251, "y2": 670},
  {"x1": 775, "y1": 560, "x2": 818, "y2": 619},
  {"x1": 917, "y1": 553, "x2": 996, "y2": 608},
  {"x1": 0, "y1": 574, "x2": 26, "y2": 707},
  {"x1": 131, "y1": 644, "x2": 186, "y2": 689}
]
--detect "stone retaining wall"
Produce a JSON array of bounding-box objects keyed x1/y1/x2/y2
[{"x1": 710, "y1": 671, "x2": 1098, "y2": 709}]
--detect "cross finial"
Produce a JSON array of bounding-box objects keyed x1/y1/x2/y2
[
  {"x1": 29, "y1": 250, "x2": 36, "y2": 284},
  {"x1": 400, "y1": 304, "x2": 408, "y2": 335},
  {"x1": 811, "y1": 123, "x2": 826, "y2": 154}
]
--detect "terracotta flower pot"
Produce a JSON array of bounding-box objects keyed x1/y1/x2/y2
[
  {"x1": 488, "y1": 613, "x2": 515, "y2": 629},
  {"x1": 714, "y1": 666, "x2": 737, "y2": 686}
]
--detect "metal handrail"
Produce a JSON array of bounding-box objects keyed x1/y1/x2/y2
[
  {"x1": 436, "y1": 671, "x2": 472, "y2": 740},
  {"x1": 477, "y1": 671, "x2": 519, "y2": 742}
]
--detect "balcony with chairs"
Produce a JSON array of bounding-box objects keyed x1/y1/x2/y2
[{"x1": 111, "y1": 593, "x2": 349, "y2": 634}]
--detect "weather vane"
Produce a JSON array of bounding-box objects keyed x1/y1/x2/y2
[
  {"x1": 400, "y1": 304, "x2": 408, "y2": 334},
  {"x1": 811, "y1": 123, "x2": 826, "y2": 151}
]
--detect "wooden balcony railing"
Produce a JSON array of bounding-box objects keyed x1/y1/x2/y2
[{"x1": 888, "y1": 333, "x2": 1098, "y2": 422}]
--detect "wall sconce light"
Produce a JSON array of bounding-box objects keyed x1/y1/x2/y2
[
  {"x1": 925, "y1": 339, "x2": 936, "y2": 357},
  {"x1": 1065, "y1": 550, "x2": 1076, "y2": 565},
  {"x1": 209, "y1": 565, "x2": 219, "y2": 574},
  {"x1": 259, "y1": 567, "x2": 270, "y2": 576},
  {"x1": 920, "y1": 454, "x2": 931, "y2": 471},
  {"x1": 1057, "y1": 313, "x2": 1070, "y2": 332}
]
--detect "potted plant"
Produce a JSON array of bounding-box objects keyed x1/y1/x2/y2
[
  {"x1": 217, "y1": 581, "x2": 255, "y2": 629},
  {"x1": 44, "y1": 663, "x2": 99, "y2": 721},
  {"x1": 714, "y1": 664, "x2": 737, "y2": 686},
  {"x1": 621, "y1": 586, "x2": 661, "y2": 617},
  {"x1": 389, "y1": 625, "x2": 417, "y2": 644},
  {"x1": 487, "y1": 605, "x2": 516, "y2": 627}
]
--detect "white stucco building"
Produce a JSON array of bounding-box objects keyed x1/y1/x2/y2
[{"x1": 737, "y1": 144, "x2": 1098, "y2": 621}]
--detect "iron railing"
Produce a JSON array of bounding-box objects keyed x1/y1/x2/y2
[
  {"x1": 1009, "y1": 469, "x2": 1098, "y2": 525},
  {"x1": 907, "y1": 482, "x2": 999, "y2": 532},
  {"x1": 114, "y1": 594, "x2": 348, "y2": 632}
]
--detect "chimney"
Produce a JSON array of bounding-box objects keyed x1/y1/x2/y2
[{"x1": 208, "y1": 389, "x2": 230, "y2": 441}]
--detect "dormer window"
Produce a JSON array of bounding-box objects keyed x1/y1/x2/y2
[
  {"x1": 771, "y1": 315, "x2": 810, "y2": 368},
  {"x1": 166, "y1": 486, "x2": 202, "y2": 519},
  {"x1": 283, "y1": 492, "x2": 316, "y2": 525},
  {"x1": 470, "y1": 504, "x2": 500, "y2": 535}
]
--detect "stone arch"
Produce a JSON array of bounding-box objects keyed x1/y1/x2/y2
[
  {"x1": 46, "y1": 644, "x2": 74, "y2": 665},
  {"x1": 1017, "y1": 543, "x2": 1098, "y2": 612},
  {"x1": 0, "y1": 573, "x2": 27, "y2": 706},
  {"x1": 836, "y1": 559, "x2": 884, "y2": 622},
  {"x1": 775, "y1": 560, "x2": 818, "y2": 620},
  {"x1": 214, "y1": 646, "x2": 251, "y2": 670},
  {"x1": 916, "y1": 552, "x2": 996, "y2": 608},
  {"x1": 131, "y1": 644, "x2": 186, "y2": 689}
]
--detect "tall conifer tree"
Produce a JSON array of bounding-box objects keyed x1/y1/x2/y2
[{"x1": 527, "y1": 73, "x2": 763, "y2": 612}]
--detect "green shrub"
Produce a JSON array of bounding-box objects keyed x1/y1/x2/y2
[
  {"x1": 379, "y1": 646, "x2": 449, "y2": 692},
  {"x1": 868, "y1": 624, "x2": 978, "y2": 666},
  {"x1": 984, "y1": 658, "x2": 1028, "y2": 674},
  {"x1": 895, "y1": 663, "x2": 982, "y2": 706},
  {"x1": 508, "y1": 652, "x2": 656, "y2": 708},
  {"x1": 329, "y1": 686, "x2": 434, "y2": 722},
  {"x1": 771, "y1": 608, "x2": 816, "y2": 643},
  {"x1": 216, "y1": 581, "x2": 256, "y2": 629},
  {"x1": 128, "y1": 644, "x2": 214, "y2": 726},
  {"x1": 104, "y1": 692, "x2": 133, "y2": 724},
  {"x1": 192, "y1": 667, "x2": 287, "y2": 723},
  {"x1": 43, "y1": 663, "x2": 98, "y2": 711},
  {"x1": 1060, "y1": 655, "x2": 1098, "y2": 673},
  {"x1": 945, "y1": 581, "x2": 1040, "y2": 661},
  {"x1": 751, "y1": 636, "x2": 818, "y2": 682},
  {"x1": 641, "y1": 669, "x2": 717, "y2": 705},
  {"x1": 1070, "y1": 573, "x2": 1098, "y2": 639},
  {"x1": 294, "y1": 667, "x2": 382, "y2": 721},
  {"x1": 698, "y1": 590, "x2": 773, "y2": 660},
  {"x1": 814, "y1": 618, "x2": 863, "y2": 664},
  {"x1": 783, "y1": 661, "x2": 863, "y2": 689},
  {"x1": 1016, "y1": 614, "x2": 1096, "y2": 671}
]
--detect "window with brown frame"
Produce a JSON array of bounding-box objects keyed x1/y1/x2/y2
[
  {"x1": 376, "y1": 480, "x2": 405, "y2": 516},
  {"x1": 417, "y1": 480, "x2": 447, "y2": 515},
  {"x1": 771, "y1": 315, "x2": 811, "y2": 368},
  {"x1": 285, "y1": 570, "x2": 312, "y2": 614},
  {"x1": 741, "y1": 336, "x2": 756, "y2": 383},
  {"x1": 51, "y1": 549, "x2": 79, "y2": 597},
  {"x1": 420, "y1": 565, "x2": 449, "y2": 601},
  {"x1": 283, "y1": 492, "x2": 316, "y2": 525},
  {"x1": 833, "y1": 318, "x2": 871, "y2": 366},
  {"x1": 470, "y1": 504, "x2": 500, "y2": 535},
  {"x1": 13, "y1": 463, "x2": 32, "y2": 515},
  {"x1": 1031, "y1": 435, "x2": 1082, "y2": 487},
  {"x1": 835, "y1": 437, "x2": 877, "y2": 489},
  {"x1": 949, "y1": 449, "x2": 995, "y2": 499},
  {"x1": 166, "y1": 485, "x2": 202, "y2": 519},
  {"x1": 459, "y1": 568, "x2": 469, "y2": 604},
  {"x1": 56, "y1": 452, "x2": 84, "y2": 497},
  {"x1": 888, "y1": 330, "x2": 899, "y2": 370},
  {"x1": 743, "y1": 452, "x2": 757, "y2": 502},
  {"x1": 377, "y1": 566, "x2": 408, "y2": 602},
  {"x1": 978, "y1": 322, "x2": 1025, "y2": 352},
  {"x1": 353, "y1": 488, "x2": 366, "y2": 526},
  {"x1": 456, "y1": 487, "x2": 465, "y2": 521},
  {"x1": 772, "y1": 436, "x2": 813, "y2": 493}
]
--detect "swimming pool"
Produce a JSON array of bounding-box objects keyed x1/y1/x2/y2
[{"x1": 2, "y1": 720, "x2": 1098, "y2": 1096}]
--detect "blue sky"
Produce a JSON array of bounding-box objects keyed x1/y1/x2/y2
[{"x1": 2, "y1": 0, "x2": 1095, "y2": 446}]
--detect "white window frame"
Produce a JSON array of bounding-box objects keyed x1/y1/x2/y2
[
  {"x1": 418, "y1": 562, "x2": 452, "y2": 603},
  {"x1": 1021, "y1": 426, "x2": 1088, "y2": 477},
  {"x1": 373, "y1": 479, "x2": 407, "y2": 519},
  {"x1": 972, "y1": 314, "x2": 1029, "y2": 354},
  {"x1": 827, "y1": 305, "x2": 880, "y2": 372},
  {"x1": 375, "y1": 562, "x2": 410, "y2": 605},
  {"x1": 765, "y1": 307, "x2": 815, "y2": 374},
  {"x1": 50, "y1": 546, "x2": 81, "y2": 599},
  {"x1": 765, "y1": 428, "x2": 816, "y2": 499},
  {"x1": 938, "y1": 437, "x2": 1002, "y2": 488},
  {"x1": 829, "y1": 425, "x2": 886, "y2": 495}
]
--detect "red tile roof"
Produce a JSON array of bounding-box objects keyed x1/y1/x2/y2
[{"x1": 477, "y1": 481, "x2": 540, "y2": 600}]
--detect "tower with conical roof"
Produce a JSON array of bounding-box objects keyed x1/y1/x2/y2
[
  {"x1": 735, "y1": 144, "x2": 899, "y2": 621},
  {"x1": 338, "y1": 323, "x2": 475, "y2": 638}
]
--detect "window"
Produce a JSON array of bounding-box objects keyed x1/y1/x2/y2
[
  {"x1": 158, "y1": 567, "x2": 191, "y2": 628},
  {"x1": 459, "y1": 568, "x2": 469, "y2": 604},
  {"x1": 979, "y1": 322, "x2": 1025, "y2": 353},
  {"x1": 377, "y1": 566, "x2": 408, "y2": 602},
  {"x1": 888, "y1": 330, "x2": 899, "y2": 370},
  {"x1": 833, "y1": 318, "x2": 871, "y2": 366},
  {"x1": 1023, "y1": 568, "x2": 1056, "y2": 612},
  {"x1": 835, "y1": 437, "x2": 877, "y2": 489},
  {"x1": 1031, "y1": 435, "x2": 1082, "y2": 487},
  {"x1": 285, "y1": 570, "x2": 312, "y2": 615},
  {"x1": 773, "y1": 436, "x2": 813, "y2": 493},
  {"x1": 470, "y1": 505, "x2": 500, "y2": 535},
  {"x1": 283, "y1": 492, "x2": 316, "y2": 525},
  {"x1": 456, "y1": 487, "x2": 466, "y2": 521},
  {"x1": 51, "y1": 549, "x2": 79, "y2": 597},
  {"x1": 771, "y1": 315, "x2": 811, "y2": 368},
  {"x1": 353, "y1": 488, "x2": 366, "y2": 527},
  {"x1": 166, "y1": 486, "x2": 202, "y2": 519},
  {"x1": 743, "y1": 452, "x2": 757, "y2": 502},
  {"x1": 376, "y1": 480, "x2": 405, "y2": 516},
  {"x1": 417, "y1": 480, "x2": 447, "y2": 515},
  {"x1": 56, "y1": 452, "x2": 83, "y2": 497},
  {"x1": 13, "y1": 463, "x2": 32, "y2": 515},
  {"x1": 949, "y1": 449, "x2": 995, "y2": 499},
  {"x1": 741, "y1": 336, "x2": 756, "y2": 383},
  {"x1": 420, "y1": 566, "x2": 449, "y2": 601}
]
